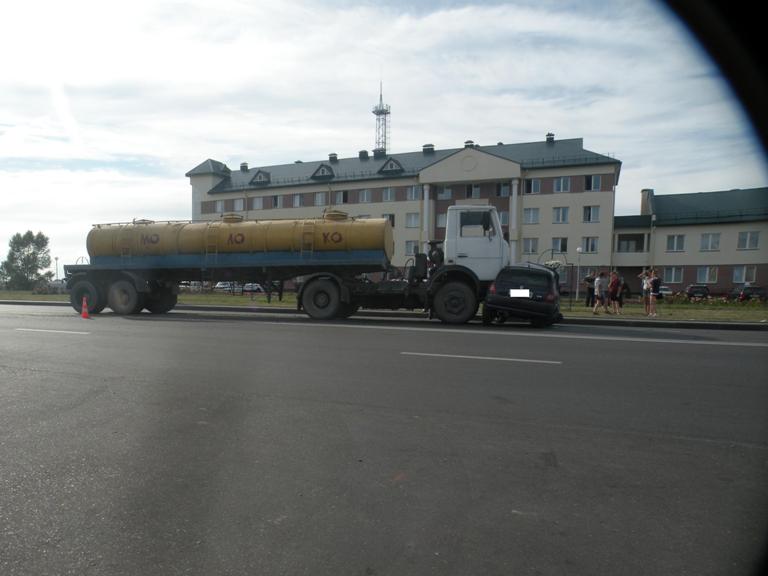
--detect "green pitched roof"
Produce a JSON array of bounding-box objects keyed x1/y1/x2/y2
[{"x1": 653, "y1": 188, "x2": 768, "y2": 225}]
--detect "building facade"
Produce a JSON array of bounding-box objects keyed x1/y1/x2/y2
[
  {"x1": 614, "y1": 188, "x2": 768, "y2": 293},
  {"x1": 187, "y1": 134, "x2": 622, "y2": 275}
]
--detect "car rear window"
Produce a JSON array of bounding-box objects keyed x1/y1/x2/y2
[{"x1": 498, "y1": 270, "x2": 551, "y2": 290}]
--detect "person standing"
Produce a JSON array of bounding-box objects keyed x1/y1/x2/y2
[
  {"x1": 608, "y1": 271, "x2": 621, "y2": 315},
  {"x1": 593, "y1": 271, "x2": 610, "y2": 314},
  {"x1": 584, "y1": 272, "x2": 595, "y2": 307},
  {"x1": 638, "y1": 269, "x2": 651, "y2": 315},
  {"x1": 649, "y1": 269, "x2": 661, "y2": 317}
]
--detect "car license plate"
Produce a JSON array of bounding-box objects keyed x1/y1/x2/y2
[{"x1": 509, "y1": 289, "x2": 531, "y2": 298}]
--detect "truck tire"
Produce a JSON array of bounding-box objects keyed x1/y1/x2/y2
[
  {"x1": 433, "y1": 281, "x2": 477, "y2": 324},
  {"x1": 145, "y1": 288, "x2": 178, "y2": 314},
  {"x1": 302, "y1": 279, "x2": 341, "y2": 320},
  {"x1": 70, "y1": 279, "x2": 102, "y2": 314},
  {"x1": 108, "y1": 279, "x2": 144, "y2": 315}
]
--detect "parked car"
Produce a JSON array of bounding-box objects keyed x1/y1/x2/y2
[
  {"x1": 685, "y1": 284, "x2": 710, "y2": 299},
  {"x1": 658, "y1": 285, "x2": 674, "y2": 298},
  {"x1": 736, "y1": 285, "x2": 767, "y2": 302},
  {"x1": 214, "y1": 281, "x2": 241, "y2": 293},
  {"x1": 243, "y1": 283, "x2": 264, "y2": 293},
  {"x1": 482, "y1": 263, "x2": 563, "y2": 327}
]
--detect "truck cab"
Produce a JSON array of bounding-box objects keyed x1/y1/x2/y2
[{"x1": 442, "y1": 205, "x2": 509, "y2": 281}]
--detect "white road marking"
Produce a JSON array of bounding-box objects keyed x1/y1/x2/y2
[
  {"x1": 401, "y1": 351, "x2": 562, "y2": 365},
  {"x1": 260, "y1": 321, "x2": 768, "y2": 348},
  {"x1": 15, "y1": 328, "x2": 90, "y2": 335}
]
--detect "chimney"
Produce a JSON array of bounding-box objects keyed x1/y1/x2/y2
[
  {"x1": 240, "y1": 162, "x2": 249, "y2": 172},
  {"x1": 359, "y1": 150, "x2": 369, "y2": 160},
  {"x1": 372, "y1": 148, "x2": 386, "y2": 159},
  {"x1": 329, "y1": 153, "x2": 338, "y2": 163},
  {"x1": 546, "y1": 133, "x2": 555, "y2": 144},
  {"x1": 640, "y1": 188, "x2": 655, "y2": 216},
  {"x1": 422, "y1": 143, "x2": 435, "y2": 154},
  {"x1": 464, "y1": 140, "x2": 475, "y2": 148}
]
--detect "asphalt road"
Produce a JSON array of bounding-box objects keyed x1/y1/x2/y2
[{"x1": 1, "y1": 304, "x2": 767, "y2": 576}]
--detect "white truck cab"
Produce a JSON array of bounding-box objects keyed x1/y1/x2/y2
[{"x1": 442, "y1": 205, "x2": 510, "y2": 281}]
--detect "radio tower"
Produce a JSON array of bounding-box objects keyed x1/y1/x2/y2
[{"x1": 372, "y1": 82, "x2": 390, "y2": 154}]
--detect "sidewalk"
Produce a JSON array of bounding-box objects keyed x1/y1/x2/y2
[{"x1": 3, "y1": 299, "x2": 767, "y2": 331}]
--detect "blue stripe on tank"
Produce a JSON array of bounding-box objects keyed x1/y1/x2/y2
[{"x1": 89, "y1": 250, "x2": 389, "y2": 270}]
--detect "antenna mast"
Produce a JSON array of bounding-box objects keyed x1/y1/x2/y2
[{"x1": 372, "y1": 82, "x2": 390, "y2": 154}]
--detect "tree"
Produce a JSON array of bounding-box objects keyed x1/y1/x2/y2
[{"x1": 0, "y1": 231, "x2": 54, "y2": 290}]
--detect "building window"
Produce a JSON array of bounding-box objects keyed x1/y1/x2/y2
[
  {"x1": 738, "y1": 231, "x2": 759, "y2": 250},
  {"x1": 499, "y1": 211, "x2": 509, "y2": 226},
  {"x1": 552, "y1": 237, "x2": 568, "y2": 253},
  {"x1": 233, "y1": 198, "x2": 244, "y2": 212},
  {"x1": 554, "y1": 177, "x2": 570, "y2": 193},
  {"x1": 664, "y1": 267, "x2": 683, "y2": 283},
  {"x1": 314, "y1": 192, "x2": 326, "y2": 207},
  {"x1": 292, "y1": 194, "x2": 302, "y2": 208},
  {"x1": 496, "y1": 183, "x2": 510, "y2": 197},
  {"x1": 525, "y1": 179, "x2": 540, "y2": 194},
  {"x1": 700, "y1": 232, "x2": 720, "y2": 251},
  {"x1": 359, "y1": 189, "x2": 371, "y2": 203},
  {"x1": 581, "y1": 236, "x2": 598, "y2": 253},
  {"x1": 382, "y1": 187, "x2": 395, "y2": 202},
  {"x1": 666, "y1": 234, "x2": 685, "y2": 252},
  {"x1": 251, "y1": 197, "x2": 263, "y2": 210},
  {"x1": 696, "y1": 266, "x2": 718, "y2": 284},
  {"x1": 436, "y1": 213, "x2": 447, "y2": 228},
  {"x1": 272, "y1": 195, "x2": 282, "y2": 209},
  {"x1": 522, "y1": 238, "x2": 538, "y2": 254},
  {"x1": 617, "y1": 233, "x2": 645, "y2": 252},
  {"x1": 523, "y1": 207, "x2": 539, "y2": 224},
  {"x1": 382, "y1": 213, "x2": 395, "y2": 227},
  {"x1": 583, "y1": 206, "x2": 600, "y2": 222},
  {"x1": 335, "y1": 190, "x2": 348, "y2": 204},
  {"x1": 406, "y1": 186, "x2": 420, "y2": 201},
  {"x1": 585, "y1": 175, "x2": 601, "y2": 191},
  {"x1": 405, "y1": 240, "x2": 419, "y2": 256},
  {"x1": 214, "y1": 200, "x2": 224, "y2": 213},
  {"x1": 465, "y1": 184, "x2": 481, "y2": 199},
  {"x1": 733, "y1": 265, "x2": 757, "y2": 284},
  {"x1": 405, "y1": 213, "x2": 420, "y2": 228},
  {"x1": 437, "y1": 186, "x2": 452, "y2": 200},
  {"x1": 553, "y1": 207, "x2": 569, "y2": 224}
]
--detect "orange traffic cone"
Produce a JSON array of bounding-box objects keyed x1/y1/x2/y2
[{"x1": 81, "y1": 296, "x2": 90, "y2": 319}]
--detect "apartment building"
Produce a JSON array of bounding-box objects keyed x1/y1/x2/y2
[
  {"x1": 187, "y1": 134, "x2": 622, "y2": 269},
  {"x1": 613, "y1": 188, "x2": 768, "y2": 293}
]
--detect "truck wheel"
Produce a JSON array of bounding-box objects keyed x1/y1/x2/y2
[
  {"x1": 108, "y1": 279, "x2": 144, "y2": 315},
  {"x1": 145, "y1": 289, "x2": 178, "y2": 314},
  {"x1": 302, "y1": 279, "x2": 341, "y2": 320},
  {"x1": 433, "y1": 281, "x2": 477, "y2": 324},
  {"x1": 70, "y1": 280, "x2": 102, "y2": 314}
]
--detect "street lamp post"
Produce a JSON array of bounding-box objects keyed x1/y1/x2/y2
[
  {"x1": 55, "y1": 257, "x2": 59, "y2": 281},
  {"x1": 575, "y1": 247, "x2": 582, "y2": 302}
]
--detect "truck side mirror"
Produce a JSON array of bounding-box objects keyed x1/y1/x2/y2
[{"x1": 481, "y1": 211, "x2": 491, "y2": 232}]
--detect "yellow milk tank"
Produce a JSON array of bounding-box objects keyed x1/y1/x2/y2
[{"x1": 86, "y1": 212, "x2": 394, "y2": 262}]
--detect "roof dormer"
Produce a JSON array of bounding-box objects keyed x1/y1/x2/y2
[
  {"x1": 311, "y1": 163, "x2": 335, "y2": 180},
  {"x1": 250, "y1": 170, "x2": 271, "y2": 186},
  {"x1": 378, "y1": 157, "x2": 404, "y2": 175}
]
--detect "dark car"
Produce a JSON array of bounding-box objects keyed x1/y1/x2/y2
[
  {"x1": 685, "y1": 284, "x2": 710, "y2": 299},
  {"x1": 482, "y1": 264, "x2": 562, "y2": 327},
  {"x1": 737, "y1": 285, "x2": 767, "y2": 302}
]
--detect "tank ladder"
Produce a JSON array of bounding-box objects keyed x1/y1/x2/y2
[{"x1": 300, "y1": 220, "x2": 315, "y2": 258}]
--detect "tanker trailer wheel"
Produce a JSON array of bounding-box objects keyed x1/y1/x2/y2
[
  {"x1": 302, "y1": 279, "x2": 341, "y2": 320},
  {"x1": 70, "y1": 279, "x2": 102, "y2": 314},
  {"x1": 433, "y1": 281, "x2": 477, "y2": 324},
  {"x1": 108, "y1": 279, "x2": 145, "y2": 315},
  {"x1": 145, "y1": 288, "x2": 178, "y2": 314}
]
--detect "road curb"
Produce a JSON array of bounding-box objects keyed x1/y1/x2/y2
[{"x1": 2, "y1": 300, "x2": 767, "y2": 330}]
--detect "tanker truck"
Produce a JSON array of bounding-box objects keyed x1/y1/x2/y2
[{"x1": 64, "y1": 204, "x2": 511, "y2": 324}]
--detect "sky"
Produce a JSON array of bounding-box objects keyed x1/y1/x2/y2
[{"x1": 1, "y1": 0, "x2": 766, "y2": 274}]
